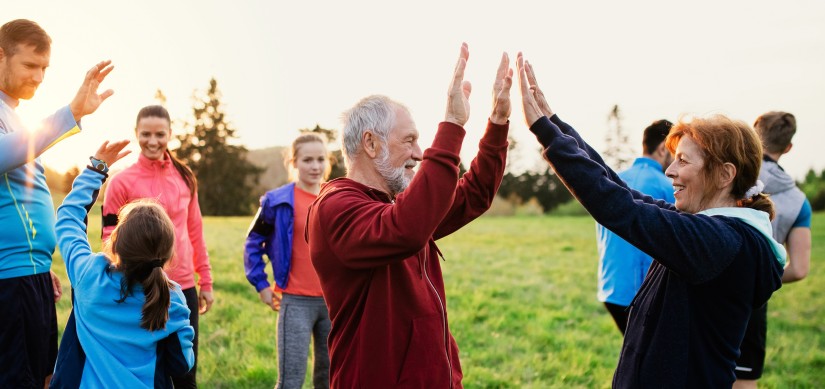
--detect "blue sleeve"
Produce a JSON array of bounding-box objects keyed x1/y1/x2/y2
[
  {"x1": 0, "y1": 106, "x2": 80, "y2": 173},
  {"x1": 55, "y1": 167, "x2": 107, "y2": 284},
  {"x1": 244, "y1": 196, "x2": 275, "y2": 292},
  {"x1": 792, "y1": 199, "x2": 812, "y2": 228},
  {"x1": 530, "y1": 116, "x2": 741, "y2": 283}
]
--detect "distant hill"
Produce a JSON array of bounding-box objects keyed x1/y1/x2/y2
[{"x1": 247, "y1": 146, "x2": 289, "y2": 196}]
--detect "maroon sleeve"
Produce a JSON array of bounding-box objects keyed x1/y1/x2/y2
[{"x1": 434, "y1": 120, "x2": 509, "y2": 239}]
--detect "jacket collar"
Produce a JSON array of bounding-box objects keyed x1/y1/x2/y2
[
  {"x1": 137, "y1": 152, "x2": 172, "y2": 169},
  {"x1": 699, "y1": 207, "x2": 787, "y2": 267},
  {"x1": 319, "y1": 177, "x2": 393, "y2": 203},
  {"x1": 633, "y1": 156, "x2": 663, "y2": 171},
  {"x1": 0, "y1": 90, "x2": 18, "y2": 109}
]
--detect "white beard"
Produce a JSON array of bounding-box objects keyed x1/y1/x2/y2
[{"x1": 376, "y1": 148, "x2": 413, "y2": 195}]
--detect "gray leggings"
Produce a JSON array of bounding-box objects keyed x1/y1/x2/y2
[{"x1": 276, "y1": 294, "x2": 331, "y2": 389}]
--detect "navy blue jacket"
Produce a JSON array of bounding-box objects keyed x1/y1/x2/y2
[
  {"x1": 530, "y1": 115, "x2": 784, "y2": 388},
  {"x1": 244, "y1": 182, "x2": 295, "y2": 291}
]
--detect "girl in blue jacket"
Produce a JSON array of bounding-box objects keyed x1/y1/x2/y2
[
  {"x1": 244, "y1": 133, "x2": 331, "y2": 389},
  {"x1": 51, "y1": 141, "x2": 194, "y2": 388}
]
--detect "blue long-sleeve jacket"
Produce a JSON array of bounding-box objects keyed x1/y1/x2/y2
[
  {"x1": 244, "y1": 182, "x2": 295, "y2": 291},
  {"x1": 530, "y1": 115, "x2": 784, "y2": 388},
  {"x1": 0, "y1": 90, "x2": 80, "y2": 279},
  {"x1": 51, "y1": 168, "x2": 194, "y2": 388},
  {"x1": 596, "y1": 157, "x2": 675, "y2": 306}
]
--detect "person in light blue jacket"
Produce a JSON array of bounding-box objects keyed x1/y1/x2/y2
[
  {"x1": 50, "y1": 140, "x2": 194, "y2": 388},
  {"x1": 596, "y1": 119, "x2": 675, "y2": 334}
]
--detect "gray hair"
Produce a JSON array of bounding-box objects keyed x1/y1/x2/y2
[{"x1": 340, "y1": 95, "x2": 408, "y2": 168}]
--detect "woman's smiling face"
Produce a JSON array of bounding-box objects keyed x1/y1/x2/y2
[{"x1": 665, "y1": 135, "x2": 707, "y2": 214}]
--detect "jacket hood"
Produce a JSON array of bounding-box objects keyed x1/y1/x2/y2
[
  {"x1": 760, "y1": 160, "x2": 797, "y2": 194},
  {"x1": 699, "y1": 207, "x2": 787, "y2": 267}
]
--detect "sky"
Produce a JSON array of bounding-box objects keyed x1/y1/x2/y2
[{"x1": 7, "y1": 0, "x2": 825, "y2": 180}]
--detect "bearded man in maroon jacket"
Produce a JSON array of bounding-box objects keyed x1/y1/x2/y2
[{"x1": 307, "y1": 43, "x2": 513, "y2": 388}]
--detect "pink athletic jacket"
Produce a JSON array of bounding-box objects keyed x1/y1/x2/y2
[{"x1": 102, "y1": 153, "x2": 213, "y2": 291}]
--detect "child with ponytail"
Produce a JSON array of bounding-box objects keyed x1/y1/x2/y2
[{"x1": 50, "y1": 140, "x2": 194, "y2": 388}]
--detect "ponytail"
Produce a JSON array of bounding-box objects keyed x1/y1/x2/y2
[
  {"x1": 738, "y1": 193, "x2": 776, "y2": 221},
  {"x1": 167, "y1": 150, "x2": 197, "y2": 197},
  {"x1": 140, "y1": 267, "x2": 173, "y2": 331}
]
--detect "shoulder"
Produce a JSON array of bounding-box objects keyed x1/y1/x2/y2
[
  {"x1": 107, "y1": 164, "x2": 140, "y2": 185},
  {"x1": 312, "y1": 182, "x2": 377, "y2": 221},
  {"x1": 263, "y1": 182, "x2": 296, "y2": 207}
]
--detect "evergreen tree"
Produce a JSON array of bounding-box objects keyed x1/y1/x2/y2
[
  {"x1": 175, "y1": 78, "x2": 264, "y2": 215},
  {"x1": 604, "y1": 104, "x2": 634, "y2": 171}
]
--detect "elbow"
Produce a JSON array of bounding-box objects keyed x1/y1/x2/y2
[
  {"x1": 794, "y1": 267, "x2": 810, "y2": 281},
  {"x1": 782, "y1": 266, "x2": 809, "y2": 283}
]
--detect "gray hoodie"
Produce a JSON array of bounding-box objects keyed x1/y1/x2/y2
[{"x1": 759, "y1": 159, "x2": 806, "y2": 243}]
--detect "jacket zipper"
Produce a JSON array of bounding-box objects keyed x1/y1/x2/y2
[{"x1": 422, "y1": 248, "x2": 452, "y2": 388}]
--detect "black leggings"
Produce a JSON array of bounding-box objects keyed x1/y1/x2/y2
[
  {"x1": 171, "y1": 287, "x2": 199, "y2": 388},
  {"x1": 604, "y1": 302, "x2": 629, "y2": 335}
]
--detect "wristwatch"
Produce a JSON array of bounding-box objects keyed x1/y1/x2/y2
[{"x1": 89, "y1": 156, "x2": 109, "y2": 173}]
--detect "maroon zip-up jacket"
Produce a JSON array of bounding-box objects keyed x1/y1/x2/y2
[{"x1": 308, "y1": 120, "x2": 508, "y2": 388}]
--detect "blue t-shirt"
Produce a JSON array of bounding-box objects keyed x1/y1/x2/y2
[
  {"x1": 596, "y1": 157, "x2": 675, "y2": 306},
  {"x1": 793, "y1": 199, "x2": 812, "y2": 228}
]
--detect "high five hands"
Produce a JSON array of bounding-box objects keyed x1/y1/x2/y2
[{"x1": 446, "y1": 44, "x2": 552, "y2": 128}]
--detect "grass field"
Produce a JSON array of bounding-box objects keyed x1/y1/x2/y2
[{"x1": 51, "y1": 204, "x2": 825, "y2": 388}]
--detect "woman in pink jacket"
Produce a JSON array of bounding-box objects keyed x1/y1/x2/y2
[{"x1": 102, "y1": 105, "x2": 213, "y2": 388}]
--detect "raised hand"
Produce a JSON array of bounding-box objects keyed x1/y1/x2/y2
[
  {"x1": 93, "y1": 140, "x2": 131, "y2": 167},
  {"x1": 516, "y1": 52, "x2": 543, "y2": 127},
  {"x1": 490, "y1": 52, "x2": 513, "y2": 125},
  {"x1": 70, "y1": 60, "x2": 115, "y2": 122},
  {"x1": 525, "y1": 60, "x2": 554, "y2": 118},
  {"x1": 445, "y1": 43, "x2": 472, "y2": 126}
]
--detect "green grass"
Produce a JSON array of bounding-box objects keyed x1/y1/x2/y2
[{"x1": 51, "y1": 205, "x2": 825, "y2": 388}]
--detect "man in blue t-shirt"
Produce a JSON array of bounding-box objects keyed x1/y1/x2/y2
[
  {"x1": 734, "y1": 111, "x2": 812, "y2": 388},
  {"x1": 0, "y1": 18, "x2": 114, "y2": 388},
  {"x1": 595, "y1": 119, "x2": 674, "y2": 335}
]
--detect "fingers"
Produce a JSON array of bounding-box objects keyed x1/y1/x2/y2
[
  {"x1": 451, "y1": 42, "x2": 470, "y2": 89},
  {"x1": 445, "y1": 43, "x2": 471, "y2": 126},
  {"x1": 517, "y1": 52, "x2": 542, "y2": 126},
  {"x1": 525, "y1": 60, "x2": 539, "y2": 89},
  {"x1": 50, "y1": 271, "x2": 62, "y2": 303},
  {"x1": 525, "y1": 60, "x2": 554, "y2": 117},
  {"x1": 95, "y1": 140, "x2": 131, "y2": 166},
  {"x1": 516, "y1": 52, "x2": 530, "y2": 98},
  {"x1": 199, "y1": 296, "x2": 213, "y2": 314},
  {"x1": 115, "y1": 150, "x2": 132, "y2": 162},
  {"x1": 490, "y1": 57, "x2": 513, "y2": 125},
  {"x1": 461, "y1": 80, "x2": 472, "y2": 99},
  {"x1": 495, "y1": 52, "x2": 510, "y2": 82},
  {"x1": 99, "y1": 89, "x2": 114, "y2": 102},
  {"x1": 96, "y1": 141, "x2": 110, "y2": 155},
  {"x1": 97, "y1": 64, "x2": 114, "y2": 82}
]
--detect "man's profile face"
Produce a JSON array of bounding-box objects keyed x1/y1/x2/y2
[
  {"x1": 376, "y1": 106, "x2": 423, "y2": 195},
  {"x1": 0, "y1": 43, "x2": 50, "y2": 100}
]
